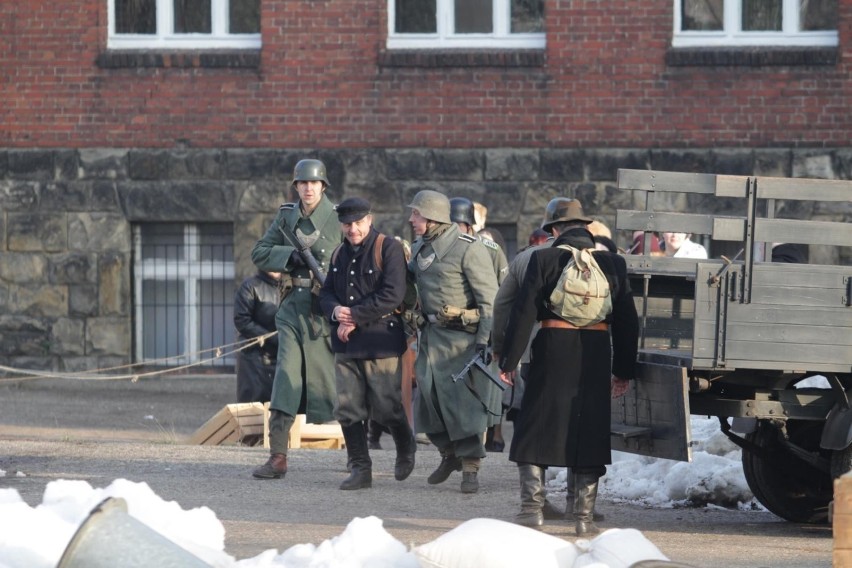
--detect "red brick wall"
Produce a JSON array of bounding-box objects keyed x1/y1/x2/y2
[{"x1": 2, "y1": 0, "x2": 850, "y2": 149}]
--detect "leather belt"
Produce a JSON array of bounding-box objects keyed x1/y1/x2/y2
[
  {"x1": 292, "y1": 277, "x2": 313, "y2": 288},
  {"x1": 540, "y1": 319, "x2": 609, "y2": 331}
]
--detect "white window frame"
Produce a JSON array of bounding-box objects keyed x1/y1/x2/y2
[
  {"x1": 108, "y1": 0, "x2": 261, "y2": 50},
  {"x1": 387, "y1": 0, "x2": 545, "y2": 50},
  {"x1": 133, "y1": 224, "x2": 235, "y2": 367},
  {"x1": 672, "y1": 0, "x2": 838, "y2": 48}
]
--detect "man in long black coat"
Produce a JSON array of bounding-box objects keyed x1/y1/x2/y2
[
  {"x1": 498, "y1": 199, "x2": 639, "y2": 536},
  {"x1": 233, "y1": 270, "x2": 281, "y2": 403}
]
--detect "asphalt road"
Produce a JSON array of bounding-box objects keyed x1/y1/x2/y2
[{"x1": 0, "y1": 375, "x2": 833, "y2": 567}]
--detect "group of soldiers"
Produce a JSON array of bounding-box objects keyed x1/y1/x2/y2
[{"x1": 247, "y1": 158, "x2": 639, "y2": 537}]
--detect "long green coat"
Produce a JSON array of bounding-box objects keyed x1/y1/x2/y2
[
  {"x1": 409, "y1": 224, "x2": 501, "y2": 440},
  {"x1": 251, "y1": 195, "x2": 342, "y2": 423}
]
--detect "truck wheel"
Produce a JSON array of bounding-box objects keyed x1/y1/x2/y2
[{"x1": 742, "y1": 420, "x2": 832, "y2": 523}]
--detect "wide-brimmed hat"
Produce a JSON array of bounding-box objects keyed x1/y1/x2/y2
[
  {"x1": 541, "y1": 199, "x2": 592, "y2": 230},
  {"x1": 336, "y1": 197, "x2": 372, "y2": 223}
]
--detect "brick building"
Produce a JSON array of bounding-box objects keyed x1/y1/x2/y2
[{"x1": 1, "y1": 0, "x2": 850, "y2": 373}]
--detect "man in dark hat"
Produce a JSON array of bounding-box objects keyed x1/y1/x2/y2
[
  {"x1": 498, "y1": 198, "x2": 639, "y2": 536},
  {"x1": 319, "y1": 197, "x2": 416, "y2": 490}
]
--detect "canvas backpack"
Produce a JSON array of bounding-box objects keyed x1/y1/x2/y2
[{"x1": 547, "y1": 245, "x2": 613, "y2": 327}]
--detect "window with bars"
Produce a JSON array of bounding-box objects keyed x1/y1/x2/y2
[
  {"x1": 109, "y1": 0, "x2": 261, "y2": 49},
  {"x1": 133, "y1": 223, "x2": 235, "y2": 368}
]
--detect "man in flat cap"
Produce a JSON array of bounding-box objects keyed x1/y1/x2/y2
[{"x1": 319, "y1": 197, "x2": 416, "y2": 490}]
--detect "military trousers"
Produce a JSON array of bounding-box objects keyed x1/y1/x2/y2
[{"x1": 332, "y1": 354, "x2": 408, "y2": 430}]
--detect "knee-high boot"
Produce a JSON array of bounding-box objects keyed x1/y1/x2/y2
[
  {"x1": 514, "y1": 464, "x2": 545, "y2": 527},
  {"x1": 389, "y1": 422, "x2": 416, "y2": 481},
  {"x1": 563, "y1": 468, "x2": 605, "y2": 521},
  {"x1": 574, "y1": 472, "x2": 601, "y2": 537},
  {"x1": 340, "y1": 423, "x2": 372, "y2": 490}
]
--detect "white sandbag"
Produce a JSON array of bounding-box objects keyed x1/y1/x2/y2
[{"x1": 573, "y1": 528, "x2": 668, "y2": 568}]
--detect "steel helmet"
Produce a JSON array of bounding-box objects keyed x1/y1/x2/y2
[
  {"x1": 449, "y1": 197, "x2": 476, "y2": 226},
  {"x1": 407, "y1": 190, "x2": 451, "y2": 224},
  {"x1": 541, "y1": 197, "x2": 591, "y2": 230},
  {"x1": 292, "y1": 159, "x2": 329, "y2": 188}
]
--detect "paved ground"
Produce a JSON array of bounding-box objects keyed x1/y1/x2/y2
[{"x1": 0, "y1": 375, "x2": 834, "y2": 566}]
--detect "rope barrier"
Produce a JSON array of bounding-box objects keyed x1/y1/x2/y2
[{"x1": 0, "y1": 331, "x2": 278, "y2": 383}]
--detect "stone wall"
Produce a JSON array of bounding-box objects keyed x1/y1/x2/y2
[{"x1": 1, "y1": 147, "x2": 850, "y2": 373}]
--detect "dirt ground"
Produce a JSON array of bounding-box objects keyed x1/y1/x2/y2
[{"x1": 0, "y1": 374, "x2": 833, "y2": 566}]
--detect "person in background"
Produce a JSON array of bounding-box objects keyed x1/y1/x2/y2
[
  {"x1": 319, "y1": 197, "x2": 416, "y2": 490},
  {"x1": 407, "y1": 190, "x2": 499, "y2": 494},
  {"x1": 662, "y1": 232, "x2": 707, "y2": 259},
  {"x1": 472, "y1": 201, "x2": 508, "y2": 254},
  {"x1": 630, "y1": 231, "x2": 664, "y2": 256},
  {"x1": 498, "y1": 198, "x2": 639, "y2": 536},
  {"x1": 528, "y1": 228, "x2": 550, "y2": 247},
  {"x1": 234, "y1": 270, "x2": 281, "y2": 404},
  {"x1": 588, "y1": 218, "x2": 618, "y2": 253},
  {"x1": 249, "y1": 158, "x2": 342, "y2": 481},
  {"x1": 450, "y1": 197, "x2": 507, "y2": 452}
]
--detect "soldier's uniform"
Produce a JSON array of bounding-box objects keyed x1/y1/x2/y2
[
  {"x1": 250, "y1": 159, "x2": 342, "y2": 480},
  {"x1": 478, "y1": 234, "x2": 508, "y2": 285},
  {"x1": 408, "y1": 190, "x2": 499, "y2": 494}
]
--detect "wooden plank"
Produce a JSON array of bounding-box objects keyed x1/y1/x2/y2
[
  {"x1": 714, "y1": 217, "x2": 852, "y2": 247},
  {"x1": 693, "y1": 337, "x2": 852, "y2": 371},
  {"x1": 616, "y1": 210, "x2": 715, "y2": 235},
  {"x1": 624, "y1": 256, "x2": 706, "y2": 279},
  {"x1": 714, "y1": 175, "x2": 852, "y2": 201},
  {"x1": 617, "y1": 169, "x2": 720, "y2": 194},
  {"x1": 694, "y1": 303, "x2": 851, "y2": 328},
  {"x1": 189, "y1": 403, "x2": 266, "y2": 446},
  {"x1": 694, "y1": 320, "x2": 852, "y2": 347}
]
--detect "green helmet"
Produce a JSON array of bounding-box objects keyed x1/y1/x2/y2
[
  {"x1": 292, "y1": 159, "x2": 329, "y2": 188},
  {"x1": 407, "y1": 190, "x2": 451, "y2": 224}
]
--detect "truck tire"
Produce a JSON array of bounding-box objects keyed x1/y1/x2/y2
[{"x1": 741, "y1": 420, "x2": 832, "y2": 524}]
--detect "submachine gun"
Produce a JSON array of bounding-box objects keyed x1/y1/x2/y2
[
  {"x1": 452, "y1": 351, "x2": 507, "y2": 391},
  {"x1": 278, "y1": 223, "x2": 326, "y2": 286}
]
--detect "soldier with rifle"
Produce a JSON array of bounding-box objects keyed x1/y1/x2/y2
[
  {"x1": 406, "y1": 190, "x2": 500, "y2": 494},
  {"x1": 249, "y1": 158, "x2": 342, "y2": 480}
]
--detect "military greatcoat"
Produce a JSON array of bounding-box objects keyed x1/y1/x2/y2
[
  {"x1": 251, "y1": 195, "x2": 342, "y2": 423},
  {"x1": 409, "y1": 223, "x2": 500, "y2": 441}
]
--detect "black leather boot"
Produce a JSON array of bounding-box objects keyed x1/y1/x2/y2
[
  {"x1": 367, "y1": 419, "x2": 384, "y2": 450},
  {"x1": 564, "y1": 468, "x2": 604, "y2": 521},
  {"x1": 514, "y1": 464, "x2": 544, "y2": 527},
  {"x1": 340, "y1": 423, "x2": 372, "y2": 490},
  {"x1": 427, "y1": 452, "x2": 462, "y2": 485},
  {"x1": 574, "y1": 472, "x2": 602, "y2": 537},
  {"x1": 389, "y1": 422, "x2": 416, "y2": 481}
]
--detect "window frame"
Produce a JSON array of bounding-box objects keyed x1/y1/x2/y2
[
  {"x1": 133, "y1": 223, "x2": 235, "y2": 368},
  {"x1": 108, "y1": 0, "x2": 261, "y2": 50},
  {"x1": 387, "y1": 0, "x2": 545, "y2": 50},
  {"x1": 672, "y1": 0, "x2": 838, "y2": 48}
]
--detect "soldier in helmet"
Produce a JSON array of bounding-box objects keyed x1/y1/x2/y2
[
  {"x1": 449, "y1": 197, "x2": 508, "y2": 285},
  {"x1": 250, "y1": 159, "x2": 342, "y2": 480},
  {"x1": 407, "y1": 190, "x2": 500, "y2": 494}
]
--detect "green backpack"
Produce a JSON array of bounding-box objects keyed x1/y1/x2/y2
[{"x1": 547, "y1": 245, "x2": 613, "y2": 327}]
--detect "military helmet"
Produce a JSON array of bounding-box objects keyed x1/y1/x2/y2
[
  {"x1": 449, "y1": 197, "x2": 476, "y2": 226},
  {"x1": 292, "y1": 159, "x2": 329, "y2": 188},
  {"x1": 541, "y1": 197, "x2": 591, "y2": 230},
  {"x1": 407, "y1": 190, "x2": 451, "y2": 224}
]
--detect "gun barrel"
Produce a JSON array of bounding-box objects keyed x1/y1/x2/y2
[{"x1": 279, "y1": 225, "x2": 327, "y2": 285}]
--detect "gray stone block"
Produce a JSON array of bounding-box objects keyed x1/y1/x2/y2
[
  {"x1": 48, "y1": 252, "x2": 97, "y2": 285},
  {"x1": 432, "y1": 150, "x2": 484, "y2": 181},
  {"x1": 69, "y1": 285, "x2": 99, "y2": 317},
  {"x1": 650, "y1": 149, "x2": 713, "y2": 173},
  {"x1": 344, "y1": 180, "x2": 403, "y2": 213},
  {"x1": 485, "y1": 150, "x2": 539, "y2": 181},
  {"x1": 792, "y1": 151, "x2": 835, "y2": 179},
  {"x1": 79, "y1": 149, "x2": 129, "y2": 180},
  {"x1": 480, "y1": 182, "x2": 526, "y2": 223},
  {"x1": 586, "y1": 149, "x2": 648, "y2": 181},
  {"x1": 236, "y1": 181, "x2": 289, "y2": 213},
  {"x1": 342, "y1": 149, "x2": 388, "y2": 184},
  {"x1": 68, "y1": 213, "x2": 130, "y2": 252},
  {"x1": 0, "y1": 181, "x2": 38, "y2": 211},
  {"x1": 50, "y1": 317, "x2": 85, "y2": 356},
  {"x1": 540, "y1": 149, "x2": 584, "y2": 181},
  {"x1": 118, "y1": 181, "x2": 235, "y2": 222},
  {"x1": 10, "y1": 284, "x2": 68, "y2": 317},
  {"x1": 711, "y1": 149, "x2": 754, "y2": 175},
  {"x1": 8, "y1": 150, "x2": 55, "y2": 181},
  {"x1": 40, "y1": 182, "x2": 89, "y2": 212},
  {"x1": 0, "y1": 150, "x2": 7, "y2": 178},
  {"x1": 86, "y1": 317, "x2": 130, "y2": 355},
  {"x1": 225, "y1": 149, "x2": 285, "y2": 180},
  {"x1": 754, "y1": 150, "x2": 791, "y2": 177},
  {"x1": 90, "y1": 181, "x2": 122, "y2": 212},
  {"x1": 0, "y1": 253, "x2": 47, "y2": 284},
  {"x1": 7, "y1": 213, "x2": 67, "y2": 252},
  {"x1": 99, "y1": 252, "x2": 129, "y2": 316},
  {"x1": 387, "y1": 149, "x2": 434, "y2": 180},
  {"x1": 56, "y1": 150, "x2": 79, "y2": 181}
]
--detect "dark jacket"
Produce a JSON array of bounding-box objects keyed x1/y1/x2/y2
[
  {"x1": 233, "y1": 271, "x2": 279, "y2": 403},
  {"x1": 319, "y1": 228, "x2": 407, "y2": 359},
  {"x1": 499, "y1": 228, "x2": 639, "y2": 468}
]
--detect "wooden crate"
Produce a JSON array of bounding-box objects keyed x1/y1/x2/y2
[
  {"x1": 834, "y1": 475, "x2": 852, "y2": 567},
  {"x1": 284, "y1": 414, "x2": 345, "y2": 450},
  {"x1": 189, "y1": 403, "x2": 267, "y2": 446}
]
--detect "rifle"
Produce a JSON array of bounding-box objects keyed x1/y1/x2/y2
[
  {"x1": 278, "y1": 223, "x2": 327, "y2": 286},
  {"x1": 451, "y1": 352, "x2": 507, "y2": 391}
]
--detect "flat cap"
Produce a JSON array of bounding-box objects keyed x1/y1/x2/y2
[{"x1": 336, "y1": 197, "x2": 372, "y2": 223}]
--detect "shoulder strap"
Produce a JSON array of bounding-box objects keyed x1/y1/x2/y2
[
  {"x1": 374, "y1": 233, "x2": 386, "y2": 271},
  {"x1": 330, "y1": 243, "x2": 344, "y2": 267}
]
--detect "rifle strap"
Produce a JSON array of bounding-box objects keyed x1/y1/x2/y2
[
  {"x1": 460, "y1": 368, "x2": 503, "y2": 418},
  {"x1": 331, "y1": 233, "x2": 386, "y2": 271}
]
